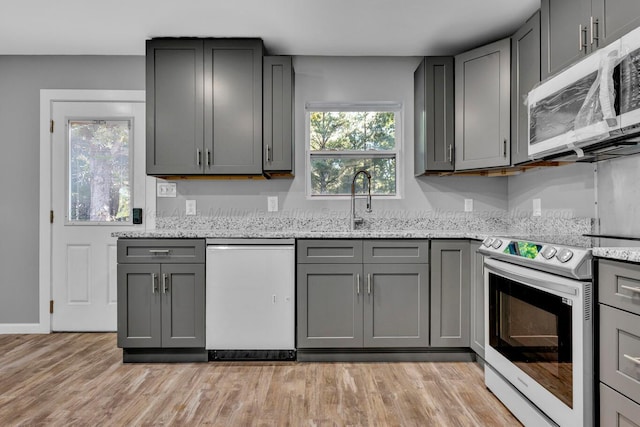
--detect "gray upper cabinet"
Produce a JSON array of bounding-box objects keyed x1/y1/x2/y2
[
  {"x1": 542, "y1": 0, "x2": 640, "y2": 79},
  {"x1": 414, "y1": 57, "x2": 455, "y2": 173},
  {"x1": 592, "y1": 0, "x2": 640, "y2": 48},
  {"x1": 146, "y1": 38, "x2": 263, "y2": 176},
  {"x1": 430, "y1": 240, "x2": 471, "y2": 347},
  {"x1": 511, "y1": 12, "x2": 541, "y2": 165},
  {"x1": 204, "y1": 39, "x2": 263, "y2": 175},
  {"x1": 455, "y1": 38, "x2": 511, "y2": 170},
  {"x1": 146, "y1": 40, "x2": 204, "y2": 175},
  {"x1": 541, "y1": 0, "x2": 591, "y2": 79},
  {"x1": 263, "y1": 56, "x2": 294, "y2": 174}
]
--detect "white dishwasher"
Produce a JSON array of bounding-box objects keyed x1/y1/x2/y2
[{"x1": 205, "y1": 239, "x2": 295, "y2": 360}]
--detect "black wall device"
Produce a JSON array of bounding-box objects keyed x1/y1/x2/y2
[{"x1": 133, "y1": 208, "x2": 143, "y2": 224}]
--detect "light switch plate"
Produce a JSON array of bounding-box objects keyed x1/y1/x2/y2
[
  {"x1": 464, "y1": 199, "x2": 473, "y2": 212},
  {"x1": 157, "y1": 182, "x2": 177, "y2": 198},
  {"x1": 267, "y1": 196, "x2": 278, "y2": 212},
  {"x1": 533, "y1": 198, "x2": 542, "y2": 217},
  {"x1": 186, "y1": 200, "x2": 197, "y2": 216}
]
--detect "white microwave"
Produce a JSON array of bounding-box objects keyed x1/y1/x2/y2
[{"x1": 528, "y1": 26, "x2": 640, "y2": 159}]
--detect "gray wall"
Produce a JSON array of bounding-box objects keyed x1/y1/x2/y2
[
  {"x1": 597, "y1": 155, "x2": 640, "y2": 236},
  {"x1": 507, "y1": 162, "x2": 595, "y2": 217},
  {"x1": 0, "y1": 56, "x2": 145, "y2": 323},
  {"x1": 157, "y1": 56, "x2": 509, "y2": 217}
]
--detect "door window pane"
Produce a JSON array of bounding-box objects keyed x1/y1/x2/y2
[{"x1": 68, "y1": 120, "x2": 131, "y2": 223}]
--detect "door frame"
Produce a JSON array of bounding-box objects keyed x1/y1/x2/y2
[{"x1": 31, "y1": 90, "x2": 149, "y2": 334}]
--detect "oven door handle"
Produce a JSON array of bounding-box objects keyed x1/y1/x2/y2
[{"x1": 484, "y1": 258, "x2": 578, "y2": 296}]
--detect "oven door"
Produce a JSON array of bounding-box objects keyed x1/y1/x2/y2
[{"x1": 484, "y1": 258, "x2": 592, "y2": 427}]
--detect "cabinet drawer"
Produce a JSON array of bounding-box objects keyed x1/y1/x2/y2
[
  {"x1": 600, "y1": 383, "x2": 640, "y2": 427},
  {"x1": 600, "y1": 304, "x2": 640, "y2": 404},
  {"x1": 297, "y1": 240, "x2": 363, "y2": 264},
  {"x1": 363, "y1": 240, "x2": 429, "y2": 264},
  {"x1": 117, "y1": 239, "x2": 205, "y2": 264},
  {"x1": 599, "y1": 259, "x2": 640, "y2": 315}
]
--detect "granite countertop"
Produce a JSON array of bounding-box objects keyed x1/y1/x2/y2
[
  {"x1": 112, "y1": 215, "x2": 596, "y2": 248},
  {"x1": 593, "y1": 247, "x2": 640, "y2": 263}
]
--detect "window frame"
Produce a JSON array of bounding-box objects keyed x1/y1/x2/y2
[{"x1": 304, "y1": 102, "x2": 403, "y2": 200}]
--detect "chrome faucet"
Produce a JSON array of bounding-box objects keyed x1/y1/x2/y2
[{"x1": 350, "y1": 169, "x2": 372, "y2": 230}]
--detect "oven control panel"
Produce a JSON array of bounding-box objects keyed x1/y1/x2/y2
[{"x1": 480, "y1": 237, "x2": 591, "y2": 279}]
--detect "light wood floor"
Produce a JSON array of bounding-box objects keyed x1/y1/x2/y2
[{"x1": 0, "y1": 333, "x2": 521, "y2": 426}]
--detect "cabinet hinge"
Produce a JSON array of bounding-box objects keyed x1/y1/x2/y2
[
  {"x1": 49, "y1": 300, "x2": 54, "y2": 314},
  {"x1": 50, "y1": 120, "x2": 54, "y2": 133},
  {"x1": 50, "y1": 210, "x2": 54, "y2": 224}
]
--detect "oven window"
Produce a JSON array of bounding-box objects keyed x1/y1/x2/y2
[{"x1": 489, "y1": 273, "x2": 573, "y2": 408}]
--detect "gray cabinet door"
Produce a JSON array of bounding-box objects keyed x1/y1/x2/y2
[
  {"x1": 414, "y1": 57, "x2": 455, "y2": 173},
  {"x1": 455, "y1": 38, "x2": 511, "y2": 170},
  {"x1": 117, "y1": 264, "x2": 162, "y2": 348},
  {"x1": 363, "y1": 263, "x2": 429, "y2": 347},
  {"x1": 541, "y1": 0, "x2": 592, "y2": 79},
  {"x1": 430, "y1": 240, "x2": 470, "y2": 347},
  {"x1": 469, "y1": 242, "x2": 485, "y2": 358},
  {"x1": 204, "y1": 39, "x2": 263, "y2": 175},
  {"x1": 593, "y1": 0, "x2": 640, "y2": 48},
  {"x1": 511, "y1": 12, "x2": 541, "y2": 165},
  {"x1": 297, "y1": 264, "x2": 363, "y2": 348},
  {"x1": 146, "y1": 40, "x2": 204, "y2": 175},
  {"x1": 160, "y1": 264, "x2": 205, "y2": 348},
  {"x1": 263, "y1": 56, "x2": 294, "y2": 173},
  {"x1": 600, "y1": 383, "x2": 640, "y2": 427}
]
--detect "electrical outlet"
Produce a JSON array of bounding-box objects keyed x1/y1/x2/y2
[
  {"x1": 464, "y1": 199, "x2": 473, "y2": 212},
  {"x1": 533, "y1": 198, "x2": 542, "y2": 217},
  {"x1": 157, "y1": 182, "x2": 176, "y2": 197},
  {"x1": 186, "y1": 200, "x2": 197, "y2": 216},
  {"x1": 267, "y1": 196, "x2": 278, "y2": 212}
]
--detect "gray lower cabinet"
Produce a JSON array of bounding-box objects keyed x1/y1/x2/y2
[
  {"x1": 511, "y1": 11, "x2": 541, "y2": 165},
  {"x1": 146, "y1": 38, "x2": 263, "y2": 176},
  {"x1": 414, "y1": 56, "x2": 455, "y2": 174},
  {"x1": 296, "y1": 239, "x2": 429, "y2": 349},
  {"x1": 454, "y1": 38, "x2": 511, "y2": 170},
  {"x1": 117, "y1": 239, "x2": 206, "y2": 361},
  {"x1": 469, "y1": 241, "x2": 485, "y2": 358},
  {"x1": 430, "y1": 240, "x2": 470, "y2": 347},
  {"x1": 118, "y1": 263, "x2": 205, "y2": 349},
  {"x1": 297, "y1": 263, "x2": 363, "y2": 348},
  {"x1": 598, "y1": 258, "x2": 640, "y2": 421},
  {"x1": 263, "y1": 56, "x2": 294, "y2": 175}
]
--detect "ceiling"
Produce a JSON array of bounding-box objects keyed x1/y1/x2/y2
[{"x1": 0, "y1": 0, "x2": 540, "y2": 56}]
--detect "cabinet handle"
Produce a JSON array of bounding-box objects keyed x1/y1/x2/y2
[
  {"x1": 356, "y1": 274, "x2": 361, "y2": 295},
  {"x1": 367, "y1": 274, "x2": 372, "y2": 295},
  {"x1": 151, "y1": 273, "x2": 158, "y2": 294},
  {"x1": 448, "y1": 144, "x2": 453, "y2": 163},
  {"x1": 624, "y1": 354, "x2": 640, "y2": 365},
  {"x1": 579, "y1": 24, "x2": 588, "y2": 52},
  {"x1": 265, "y1": 145, "x2": 271, "y2": 163},
  {"x1": 196, "y1": 149, "x2": 202, "y2": 166},
  {"x1": 162, "y1": 273, "x2": 168, "y2": 294},
  {"x1": 621, "y1": 284, "x2": 640, "y2": 294},
  {"x1": 206, "y1": 149, "x2": 211, "y2": 166},
  {"x1": 148, "y1": 249, "x2": 170, "y2": 255},
  {"x1": 503, "y1": 139, "x2": 507, "y2": 157},
  {"x1": 590, "y1": 16, "x2": 599, "y2": 46}
]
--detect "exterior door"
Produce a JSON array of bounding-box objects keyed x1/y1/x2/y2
[{"x1": 51, "y1": 100, "x2": 150, "y2": 331}]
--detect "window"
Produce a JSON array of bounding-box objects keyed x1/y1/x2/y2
[{"x1": 306, "y1": 102, "x2": 401, "y2": 197}]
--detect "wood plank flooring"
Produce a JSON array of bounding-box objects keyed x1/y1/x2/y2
[{"x1": 0, "y1": 333, "x2": 521, "y2": 426}]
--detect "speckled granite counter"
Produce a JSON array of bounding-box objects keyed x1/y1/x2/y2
[
  {"x1": 593, "y1": 247, "x2": 640, "y2": 263},
  {"x1": 113, "y1": 214, "x2": 595, "y2": 248}
]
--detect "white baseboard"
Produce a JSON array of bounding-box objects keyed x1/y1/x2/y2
[{"x1": 0, "y1": 324, "x2": 50, "y2": 334}]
